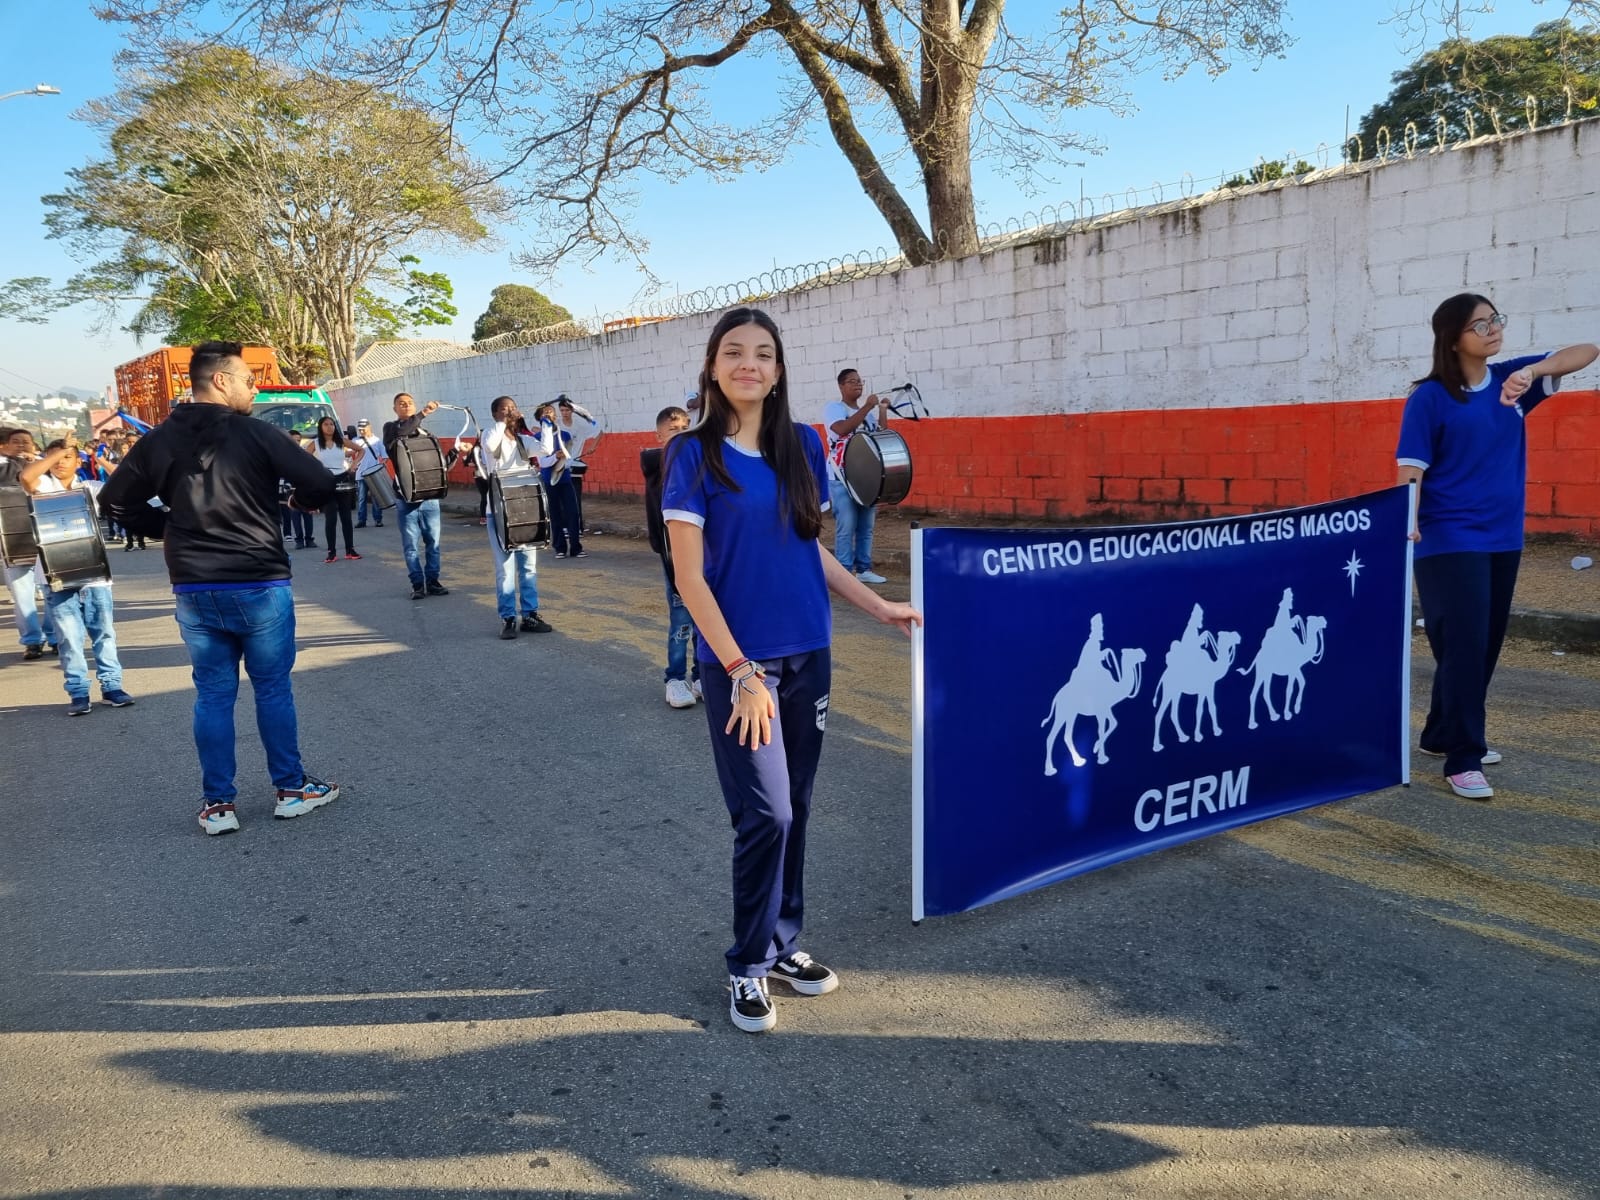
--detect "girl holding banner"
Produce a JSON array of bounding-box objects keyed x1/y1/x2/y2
[
  {"x1": 1397, "y1": 293, "x2": 1596, "y2": 800},
  {"x1": 663, "y1": 307, "x2": 921, "y2": 1034}
]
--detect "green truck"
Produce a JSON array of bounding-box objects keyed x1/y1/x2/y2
[{"x1": 252, "y1": 385, "x2": 340, "y2": 439}]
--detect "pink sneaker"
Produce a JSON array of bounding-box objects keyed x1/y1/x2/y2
[{"x1": 1447, "y1": 770, "x2": 1493, "y2": 800}]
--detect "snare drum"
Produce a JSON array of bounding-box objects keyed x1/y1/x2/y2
[
  {"x1": 359, "y1": 466, "x2": 397, "y2": 510},
  {"x1": 843, "y1": 428, "x2": 914, "y2": 507},
  {"x1": 0, "y1": 485, "x2": 38, "y2": 566},
  {"x1": 491, "y1": 468, "x2": 550, "y2": 550},
  {"x1": 31, "y1": 490, "x2": 111, "y2": 590},
  {"x1": 393, "y1": 435, "x2": 450, "y2": 503},
  {"x1": 334, "y1": 473, "x2": 357, "y2": 499}
]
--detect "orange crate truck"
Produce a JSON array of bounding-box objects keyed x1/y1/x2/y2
[{"x1": 113, "y1": 345, "x2": 281, "y2": 427}]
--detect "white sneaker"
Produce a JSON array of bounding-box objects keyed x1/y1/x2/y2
[
  {"x1": 855, "y1": 569, "x2": 887, "y2": 584},
  {"x1": 729, "y1": 974, "x2": 776, "y2": 1033},
  {"x1": 690, "y1": 677, "x2": 703, "y2": 701},
  {"x1": 665, "y1": 678, "x2": 696, "y2": 708}
]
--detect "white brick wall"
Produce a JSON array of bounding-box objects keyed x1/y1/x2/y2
[{"x1": 330, "y1": 121, "x2": 1599, "y2": 430}]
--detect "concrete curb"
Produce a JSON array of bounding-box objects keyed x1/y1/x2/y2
[{"x1": 442, "y1": 499, "x2": 1600, "y2": 652}]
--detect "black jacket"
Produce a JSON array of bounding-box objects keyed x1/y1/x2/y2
[{"x1": 100, "y1": 403, "x2": 338, "y2": 586}]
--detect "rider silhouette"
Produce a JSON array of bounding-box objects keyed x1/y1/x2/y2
[
  {"x1": 1268, "y1": 588, "x2": 1305, "y2": 640},
  {"x1": 1173, "y1": 602, "x2": 1217, "y2": 660},
  {"x1": 1074, "y1": 613, "x2": 1117, "y2": 680}
]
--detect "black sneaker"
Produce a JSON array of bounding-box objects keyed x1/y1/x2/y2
[
  {"x1": 67, "y1": 695, "x2": 92, "y2": 717},
  {"x1": 426, "y1": 582, "x2": 449, "y2": 596},
  {"x1": 500, "y1": 617, "x2": 518, "y2": 640},
  {"x1": 729, "y1": 974, "x2": 776, "y2": 1033},
  {"x1": 23, "y1": 644, "x2": 44, "y2": 661},
  {"x1": 770, "y1": 952, "x2": 838, "y2": 995},
  {"x1": 520, "y1": 613, "x2": 553, "y2": 633},
  {"x1": 411, "y1": 585, "x2": 427, "y2": 600}
]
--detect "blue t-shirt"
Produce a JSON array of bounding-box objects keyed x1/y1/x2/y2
[
  {"x1": 1395, "y1": 354, "x2": 1556, "y2": 558},
  {"x1": 662, "y1": 425, "x2": 833, "y2": 665}
]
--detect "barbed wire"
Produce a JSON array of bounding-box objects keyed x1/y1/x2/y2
[{"x1": 322, "y1": 99, "x2": 1595, "y2": 389}]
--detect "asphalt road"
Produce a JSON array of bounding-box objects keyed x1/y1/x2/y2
[{"x1": 2, "y1": 517, "x2": 1597, "y2": 1199}]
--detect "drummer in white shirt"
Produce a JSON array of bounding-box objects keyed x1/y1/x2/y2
[
  {"x1": 823, "y1": 368, "x2": 891, "y2": 585},
  {"x1": 482, "y1": 395, "x2": 556, "y2": 640},
  {"x1": 554, "y1": 394, "x2": 600, "y2": 534},
  {"x1": 18, "y1": 439, "x2": 135, "y2": 715}
]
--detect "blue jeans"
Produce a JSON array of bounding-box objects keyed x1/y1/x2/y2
[
  {"x1": 356, "y1": 477, "x2": 385, "y2": 525},
  {"x1": 828, "y1": 478, "x2": 877, "y2": 574},
  {"x1": 396, "y1": 498, "x2": 442, "y2": 587},
  {"x1": 5, "y1": 562, "x2": 57, "y2": 648},
  {"x1": 663, "y1": 563, "x2": 698, "y2": 684},
  {"x1": 46, "y1": 585, "x2": 120, "y2": 698},
  {"x1": 487, "y1": 523, "x2": 539, "y2": 619},
  {"x1": 174, "y1": 586, "x2": 305, "y2": 803}
]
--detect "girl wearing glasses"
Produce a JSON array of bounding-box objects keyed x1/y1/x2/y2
[{"x1": 1396, "y1": 294, "x2": 1596, "y2": 800}]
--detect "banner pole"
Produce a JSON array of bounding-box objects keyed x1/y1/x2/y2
[{"x1": 910, "y1": 524, "x2": 926, "y2": 924}]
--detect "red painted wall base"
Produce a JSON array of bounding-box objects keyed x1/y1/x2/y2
[{"x1": 494, "y1": 392, "x2": 1600, "y2": 537}]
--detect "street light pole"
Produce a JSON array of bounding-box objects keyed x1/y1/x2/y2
[{"x1": 0, "y1": 84, "x2": 62, "y2": 103}]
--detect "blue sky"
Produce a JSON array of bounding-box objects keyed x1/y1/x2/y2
[{"x1": 0, "y1": 0, "x2": 1568, "y2": 396}]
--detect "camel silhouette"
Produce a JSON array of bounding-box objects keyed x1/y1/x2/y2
[
  {"x1": 1152, "y1": 629, "x2": 1242, "y2": 752},
  {"x1": 1239, "y1": 614, "x2": 1327, "y2": 729},
  {"x1": 1042, "y1": 646, "x2": 1147, "y2": 773}
]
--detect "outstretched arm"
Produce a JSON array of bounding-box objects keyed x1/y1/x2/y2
[{"x1": 818, "y1": 543, "x2": 921, "y2": 636}]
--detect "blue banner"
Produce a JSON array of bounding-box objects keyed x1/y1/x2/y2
[{"x1": 911, "y1": 487, "x2": 1413, "y2": 919}]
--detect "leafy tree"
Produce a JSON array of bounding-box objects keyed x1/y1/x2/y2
[
  {"x1": 1358, "y1": 19, "x2": 1600, "y2": 153},
  {"x1": 97, "y1": 1, "x2": 1291, "y2": 268},
  {"x1": 1223, "y1": 159, "x2": 1316, "y2": 188},
  {"x1": 472, "y1": 284, "x2": 575, "y2": 342},
  {"x1": 355, "y1": 256, "x2": 460, "y2": 343},
  {"x1": 42, "y1": 47, "x2": 498, "y2": 378},
  {"x1": 0, "y1": 277, "x2": 63, "y2": 324}
]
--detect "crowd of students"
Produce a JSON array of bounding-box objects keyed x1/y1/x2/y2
[{"x1": 5, "y1": 293, "x2": 1593, "y2": 1032}]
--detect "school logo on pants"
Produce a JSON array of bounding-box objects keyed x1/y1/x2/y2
[{"x1": 815, "y1": 694, "x2": 830, "y2": 731}]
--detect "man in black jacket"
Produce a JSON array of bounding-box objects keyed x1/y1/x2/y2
[{"x1": 100, "y1": 341, "x2": 342, "y2": 836}]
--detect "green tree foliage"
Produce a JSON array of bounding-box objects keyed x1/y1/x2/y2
[
  {"x1": 1223, "y1": 160, "x2": 1316, "y2": 188},
  {"x1": 356, "y1": 256, "x2": 460, "y2": 343},
  {"x1": 472, "y1": 284, "x2": 575, "y2": 343},
  {"x1": 1358, "y1": 19, "x2": 1600, "y2": 153},
  {"x1": 42, "y1": 47, "x2": 498, "y2": 379},
  {"x1": 97, "y1": 1, "x2": 1290, "y2": 268}
]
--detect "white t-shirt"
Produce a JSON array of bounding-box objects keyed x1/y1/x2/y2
[
  {"x1": 481, "y1": 425, "x2": 550, "y2": 516},
  {"x1": 822, "y1": 401, "x2": 878, "y2": 482},
  {"x1": 312, "y1": 444, "x2": 349, "y2": 473},
  {"x1": 33, "y1": 475, "x2": 110, "y2": 590},
  {"x1": 351, "y1": 435, "x2": 385, "y2": 477}
]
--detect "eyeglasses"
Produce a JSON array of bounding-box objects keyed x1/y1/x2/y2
[
  {"x1": 216, "y1": 371, "x2": 256, "y2": 385},
  {"x1": 1465, "y1": 313, "x2": 1508, "y2": 337}
]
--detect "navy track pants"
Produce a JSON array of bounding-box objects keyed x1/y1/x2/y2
[
  {"x1": 701, "y1": 649, "x2": 831, "y2": 977},
  {"x1": 1414, "y1": 549, "x2": 1520, "y2": 776}
]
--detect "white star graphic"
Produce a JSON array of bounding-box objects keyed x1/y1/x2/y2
[{"x1": 1343, "y1": 549, "x2": 1364, "y2": 596}]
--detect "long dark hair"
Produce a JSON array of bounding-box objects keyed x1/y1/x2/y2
[
  {"x1": 315, "y1": 417, "x2": 344, "y2": 449},
  {"x1": 1412, "y1": 292, "x2": 1495, "y2": 402},
  {"x1": 666, "y1": 307, "x2": 822, "y2": 541}
]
